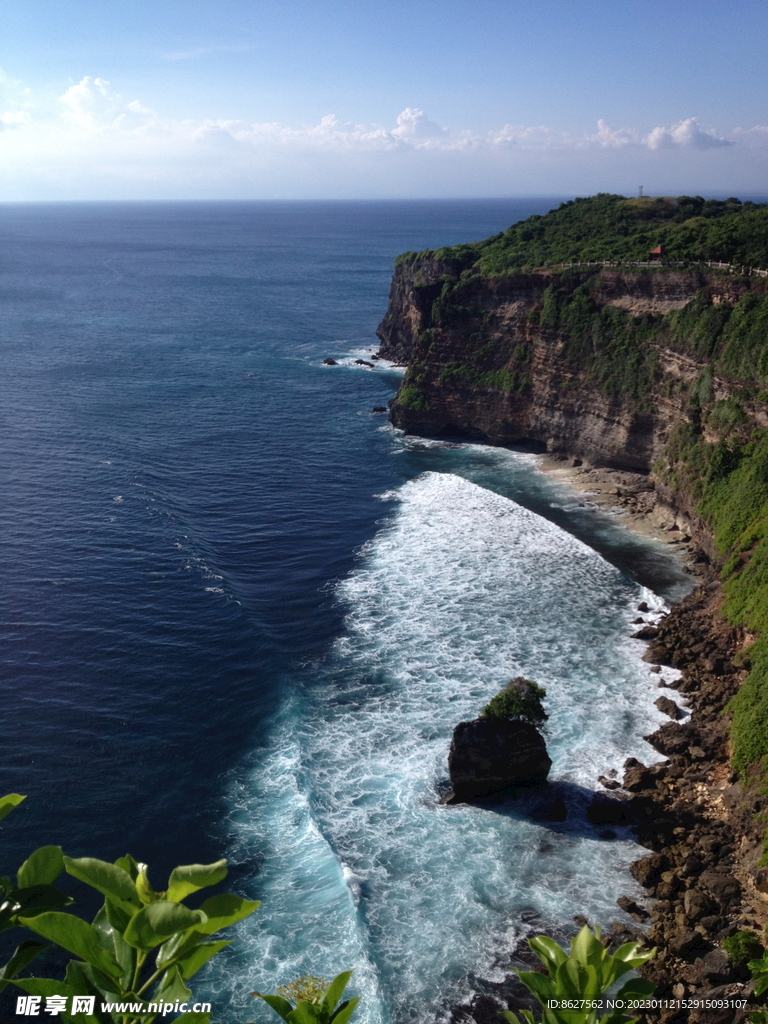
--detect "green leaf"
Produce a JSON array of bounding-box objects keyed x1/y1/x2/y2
[
  {"x1": 0, "y1": 899, "x2": 20, "y2": 932},
  {"x1": 195, "y1": 893, "x2": 260, "y2": 935},
  {"x1": 559, "y1": 956, "x2": 587, "y2": 997},
  {"x1": 10, "y1": 884, "x2": 73, "y2": 917},
  {"x1": 516, "y1": 969, "x2": 554, "y2": 1002},
  {"x1": 18, "y1": 846, "x2": 64, "y2": 888},
  {"x1": 114, "y1": 854, "x2": 141, "y2": 881},
  {"x1": 0, "y1": 793, "x2": 25, "y2": 823},
  {"x1": 65, "y1": 957, "x2": 122, "y2": 997},
  {"x1": 615, "y1": 977, "x2": 655, "y2": 1001},
  {"x1": 528, "y1": 936, "x2": 568, "y2": 970},
  {"x1": 153, "y1": 964, "x2": 192, "y2": 1006},
  {"x1": 322, "y1": 971, "x2": 353, "y2": 1015},
  {"x1": 571, "y1": 925, "x2": 601, "y2": 968},
  {"x1": 329, "y1": 997, "x2": 360, "y2": 1024},
  {"x1": 256, "y1": 994, "x2": 295, "y2": 1022},
  {"x1": 172, "y1": 1015, "x2": 211, "y2": 1024},
  {"x1": 123, "y1": 902, "x2": 205, "y2": 951},
  {"x1": 287, "y1": 1001, "x2": 325, "y2": 1024},
  {"x1": 92, "y1": 905, "x2": 135, "y2": 986},
  {"x1": 0, "y1": 940, "x2": 48, "y2": 993},
  {"x1": 104, "y1": 894, "x2": 133, "y2": 936},
  {"x1": 176, "y1": 939, "x2": 230, "y2": 980},
  {"x1": 64, "y1": 856, "x2": 139, "y2": 907},
  {"x1": 156, "y1": 928, "x2": 194, "y2": 968},
  {"x1": 19, "y1": 911, "x2": 123, "y2": 978},
  {"x1": 166, "y1": 859, "x2": 227, "y2": 903},
  {"x1": 136, "y1": 868, "x2": 159, "y2": 905}
]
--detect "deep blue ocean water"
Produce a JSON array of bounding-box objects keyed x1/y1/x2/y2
[{"x1": 0, "y1": 201, "x2": 690, "y2": 1024}]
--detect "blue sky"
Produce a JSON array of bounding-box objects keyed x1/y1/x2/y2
[{"x1": 1, "y1": 0, "x2": 767, "y2": 199}]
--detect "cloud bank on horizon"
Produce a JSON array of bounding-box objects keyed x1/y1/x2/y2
[{"x1": 1, "y1": 72, "x2": 766, "y2": 200}]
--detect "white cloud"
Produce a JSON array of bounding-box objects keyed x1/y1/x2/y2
[
  {"x1": 391, "y1": 107, "x2": 446, "y2": 142},
  {"x1": 644, "y1": 117, "x2": 732, "y2": 150},
  {"x1": 587, "y1": 119, "x2": 642, "y2": 147},
  {"x1": 489, "y1": 124, "x2": 561, "y2": 147},
  {"x1": 1, "y1": 77, "x2": 747, "y2": 156},
  {"x1": 0, "y1": 110, "x2": 31, "y2": 130},
  {"x1": 732, "y1": 124, "x2": 768, "y2": 147},
  {"x1": 0, "y1": 73, "x2": 762, "y2": 198}
]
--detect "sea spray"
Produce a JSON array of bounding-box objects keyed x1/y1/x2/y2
[{"x1": 219, "y1": 472, "x2": 673, "y2": 1024}]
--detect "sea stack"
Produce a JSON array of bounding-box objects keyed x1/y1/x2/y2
[{"x1": 447, "y1": 677, "x2": 551, "y2": 802}]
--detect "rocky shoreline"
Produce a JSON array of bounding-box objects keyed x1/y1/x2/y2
[
  {"x1": 538, "y1": 460, "x2": 768, "y2": 1019},
  {"x1": 619, "y1": 580, "x2": 767, "y2": 1023}
]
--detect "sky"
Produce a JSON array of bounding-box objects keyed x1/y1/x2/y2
[{"x1": 1, "y1": 0, "x2": 767, "y2": 200}]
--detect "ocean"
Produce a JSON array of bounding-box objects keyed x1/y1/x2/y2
[{"x1": 0, "y1": 200, "x2": 690, "y2": 1023}]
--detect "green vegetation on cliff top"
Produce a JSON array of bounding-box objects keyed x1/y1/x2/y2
[{"x1": 396, "y1": 193, "x2": 768, "y2": 275}]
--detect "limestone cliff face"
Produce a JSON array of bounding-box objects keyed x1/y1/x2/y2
[{"x1": 377, "y1": 262, "x2": 755, "y2": 539}]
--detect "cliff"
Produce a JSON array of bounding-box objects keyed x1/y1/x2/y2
[{"x1": 376, "y1": 195, "x2": 768, "y2": 1019}]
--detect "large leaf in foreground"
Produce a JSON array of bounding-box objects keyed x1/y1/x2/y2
[{"x1": 19, "y1": 912, "x2": 122, "y2": 978}]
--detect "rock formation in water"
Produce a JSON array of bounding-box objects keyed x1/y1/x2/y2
[
  {"x1": 447, "y1": 677, "x2": 551, "y2": 801},
  {"x1": 447, "y1": 717, "x2": 551, "y2": 801}
]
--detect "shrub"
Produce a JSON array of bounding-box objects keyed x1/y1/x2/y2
[
  {"x1": 481, "y1": 678, "x2": 548, "y2": 728},
  {"x1": 723, "y1": 929, "x2": 764, "y2": 966}
]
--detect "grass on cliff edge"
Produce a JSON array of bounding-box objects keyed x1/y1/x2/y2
[{"x1": 394, "y1": 193, "x2": 768, "y2": 275}]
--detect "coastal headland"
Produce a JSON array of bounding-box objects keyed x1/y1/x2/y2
[{"x1": 376, "y1": 194, "x2": 768, "y2": 1022}]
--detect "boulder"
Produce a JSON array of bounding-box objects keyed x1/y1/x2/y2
[
  {"x1": 447, "y1": 718, "x2": 551, "y2": 801},
  {"x1": 669, "y1": 930, "x2": 707, "y2": 958},
  {"x1": 632, "y1": 625, "x2": 659, "y2": 640},
  {"x1": 655, "y1": 695, "x2": 685, "y2": 720},
  {"x1": 630, "y1": 853, "x2": 669, "y2": 888},
  {"x1": 598, "y1": 774, "x2": 621, "y2": 790},
  {"x1": 617, "y1": 895, "x2": 650, "y2": 922},
  {"x1": 323, "y1": 357, "x2": 338, "y2": 365},
  {"x1": 684, "y1": 888, "x2": 717, "y2": 922}
]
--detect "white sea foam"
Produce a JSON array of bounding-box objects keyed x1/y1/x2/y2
[
  {"x1": 219, "y1": 472, "x2": 676, "y2": 1024},
  {"x1": 332, "y1": 347, "x2": 406, "y2": 374}
]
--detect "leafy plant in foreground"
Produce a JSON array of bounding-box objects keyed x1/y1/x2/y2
[
  {"x1": 1, "y1": 793, "x2": 260, "y2": 1024},
  {"x1": 252, "y1": 970, "x2": 360, "y2": 1024},
  {"x1": 500, "y1": 926, "x2": 656, "y2": 1024}
]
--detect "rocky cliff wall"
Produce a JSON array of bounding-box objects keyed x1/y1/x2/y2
[{"x1": 388, "y1": 270, "x2": 727, "y2": 452}]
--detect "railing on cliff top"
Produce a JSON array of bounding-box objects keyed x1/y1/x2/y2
[{"x1": 555, "y1": 259, "x2": 768, "y2": 278}]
